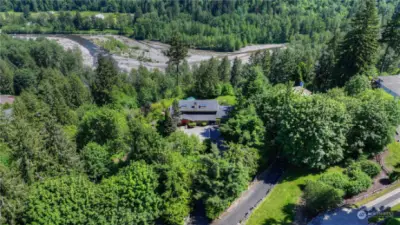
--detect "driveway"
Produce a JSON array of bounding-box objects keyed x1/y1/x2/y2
[
  {"x1": 180, "y1": 125, "x2": 221, "y2": 142},
  {"x1": 309, "y1": 188, "x2": 400, "y2": 225},
  {"x1": 211, "y1": 161, "x2": 284, "y2": 225}
]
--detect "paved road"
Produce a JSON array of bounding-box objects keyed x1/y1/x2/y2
[
  {"x1": 364, "y1": 188, "x2": 400, "y2": 212},
  {"x1": 210, "y1": 161, "x2": 284, "y2": 225},
  {"x1": 309, "y1": 188, "x2": 400, "y2": 225}
]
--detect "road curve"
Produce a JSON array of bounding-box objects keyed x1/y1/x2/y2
[{"x1": 211, "y1": 161, "x2": 284, "y2": 225}]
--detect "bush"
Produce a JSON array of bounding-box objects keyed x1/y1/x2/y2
[
  {"x1": 205, "y1": 196, "x2": 229, "y2": 219},
  {"x1": 221, "y1": 83, "x2": 235, "y2": 96},
  {"x1": 344, "y1": 75, "x2": 371, "y2": 96},
  {"x1": 347, "y1": 161, "x2": 381, "y2": 178},
  {"x1": 359, "y1": 160, "x2": 381, "y2": 178},
  {"x1": 188, "y1": 122, "x2": 196, "y2": 128},
  {"x1": 81, "y1": 143, "x2": 111, "y2": 181},
  {"x1": 318, "y1": 172, "x2": 349, "y2": 190},
  {"x1": 201, "y1": 122, "x2": 208, "y2": 126},
  {"x1": 388, "y1": 171, "x2": 400, "y2": 183},
  {"x1": 345, "y1": 169, "x2": 372, "y2": 196},
  {"x1": 303, "y1": 180, "x2": 344, "y2": 215}
]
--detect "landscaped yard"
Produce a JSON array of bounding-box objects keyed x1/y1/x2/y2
[
  {"x1": 216, "y1": 95, "x2": 236, "y2": 106},
  {"x1": 386, "y1": 142, "x2": 400, "y2": 170},
  {"x1": 246, "y1": 167, "x2": 342, "y2": 225}
]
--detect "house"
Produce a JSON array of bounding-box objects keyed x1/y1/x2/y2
[
  {"x1": 0, "y1": 95, "x2": 15, "y2": 105},
  {"x1": 376, "y1": 75, "x2": 400, "y2": 97},
  {"x1": 176, "y1": 99, "x2": 231, "y2": 125}
]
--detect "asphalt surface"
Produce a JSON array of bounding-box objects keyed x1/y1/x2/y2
[
  {"x1": 309, "y1": 188, "x2": 400, "y2": 225},
  {"x1": 364, "y1": 189, "x2": 400, "y2": 212},
  {"x1": 211, "y1": 162, "x2": 284, "y2": 225}
]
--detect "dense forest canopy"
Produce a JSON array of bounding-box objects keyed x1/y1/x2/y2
[
  {"x1": 0, "y1": 0, "x2": 400, "y2": 224},
  {"x1": 0, "y1": 0, "x2": 399, "y2": 51}
]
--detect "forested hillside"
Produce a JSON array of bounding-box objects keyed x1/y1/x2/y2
[
  {"x1": 0, "y1": 0, "x2": 400, "y2": 225},
  {"x1": 0, "y1": 0, "x2": 399, "y2": 51}
]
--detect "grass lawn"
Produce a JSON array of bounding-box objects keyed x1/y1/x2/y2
[
  {"x1": 391, "y1": 203, "x2": 400, "y2": 212},
  {"x1": 386, "y1": 142, "x2": 400, "y2": 171},
  {"x1": 216, "y1": 95, "x2": 236, "y2": 106},
  {"x1": 246, "y1": 167, "x2": 342, "y2": 225}
]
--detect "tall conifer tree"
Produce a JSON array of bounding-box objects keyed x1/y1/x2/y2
[{"x1": 336, "y1": 0, "x2": 379, "y2": 86}]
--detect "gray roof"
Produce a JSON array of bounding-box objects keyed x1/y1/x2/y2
[
  {"x1": 216, "y1": 106, "x2": 232, "y2": 118},
  {"x1": 181, "y1": 114, "x2": 217, "y2": 121},
  {"x1": 378, "y1": 75, "x2": 400, "y2": 97},
  {"x1": 179, "y1": 100, "x2": 219, "y2": 112}
]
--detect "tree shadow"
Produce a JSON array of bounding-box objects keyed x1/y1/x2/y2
[
  {"x1": 261, "y1": 203, "x2": 297, "y2": 225},
  {"x1": 379, "y1": 177, "x2": 390, "y2": 185}
]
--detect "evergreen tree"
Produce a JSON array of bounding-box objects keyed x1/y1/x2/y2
[
  {"x1": 242, "y1": 66, "x2": 267, "y2": 100},
  {"x1": 269, "y1": 49, "x2": 299, "y2": 84},
  {"x1": 0, "y1": 165, "x2": 27, "y2": 225},
  {"x1": 336, "y1": 0, "x2": 380, "y2": 85},
  {"x1": 0, "y1": 60, "x2": 14, "y2": 94},
  {"x1": 159, "y1": 110, "x2": 176, "y2": 136},
  {"x1": 249, "y1": 50, "x2": 271, "y2": 77},
  {"x1": 193, "y1": 58, "x2": 221, "y2": 98},
  {"x1": 314, "y1": 33, "x2": 340, "y2": 91},
  {"x1": 230, "y1": 57, "x2": 242, "y2": 87},
  {"x1": 9, "y1": 119, "x2": 42, "y2": 184},
  {"x1": 380, "y1": 11, "x2": 400, "y2": 73},
  {"x1": 171, "y1": 99, "x2": 181, "y2": 124},
  {"x1": 218, "y1": 56, "x2": 231, "y2": 82},
  {"x1": 91, "y1": 55, "x2": 119, "y2": 106},
  {"x1": 73, "y1": 11, "x2": 83, "y2": 29},
  {"x1": 164, "y1": 34, "x2": 188, "y2": 85}
]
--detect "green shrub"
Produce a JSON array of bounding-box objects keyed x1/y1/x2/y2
[
  {"x1": 221, "y1": 83, "x2": 235, "y2": 96},
  {"x1": 201, "y1": 122, "x2": 208, "y2": 126},
  {"x1": 388, "y1": 171, "x2": 400, "y2": 183},
  {"x1": 318, "y1": 172, "x2": 349, "y2": 190},
  {"x1": 303, "y1": 180, "x2": 344, "y2": 215},
  {"x1": 205, "y1": 196, "x2": 229, "y2": 219},
  {"x1": 359, "y1": 160, "x2": 381, "y2": 178},
  {"x1": 347, "y1": 161, "x2": 381, "y2": 178},
  {"x1": 2, "y1": 102, "x2": 11, "y2": 109},
  {"x1": 81, "y1": 143, "x2": 111, "y2": 181},
  {"x1": 345, "y1": 169, "x2": 372, "y2": 196},
  {"x1": 188, "y1": 122, "x2": 196, "y2": 128}
]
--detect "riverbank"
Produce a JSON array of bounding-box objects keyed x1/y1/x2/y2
[{"x1": 10, "y1": 34, "x2": 285, "y2": 72}]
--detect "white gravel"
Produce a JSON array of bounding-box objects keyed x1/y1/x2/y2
[
  {"x1": 12, "y1": 34, "x2": 285, "y2": 72},
  {"x1": 82, "y1": 35, "x2": 285, "y2": 72}
]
